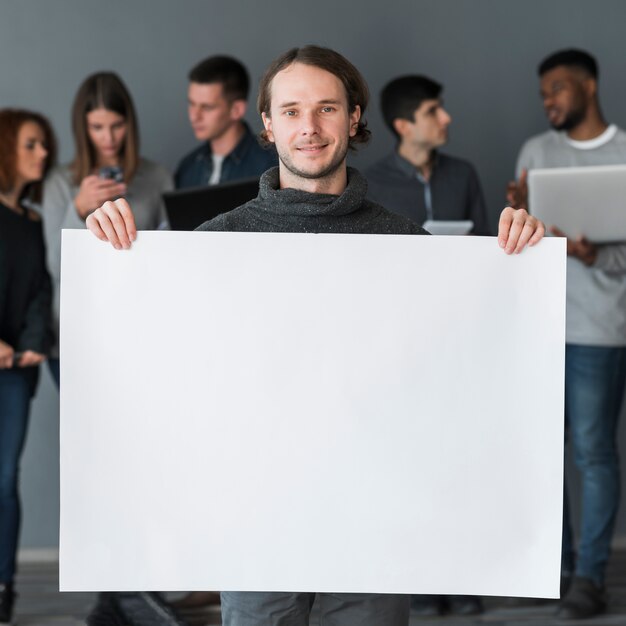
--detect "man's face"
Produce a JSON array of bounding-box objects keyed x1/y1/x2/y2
[
  {"x1": 540, "y1": 66, "x2": 590, "y2": 131},
  {"x1": 187, "y1": 82, "x2": 241, "y2": 142},
  {"x1": 399, "y1": 99, "x2": 451, "y2": 151},
  {"x1": 261, "y1": 62, "x2": 360, "y2": 181}
]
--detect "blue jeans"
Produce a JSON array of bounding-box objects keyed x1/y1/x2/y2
[
  {"x1": 0, "y1": 370, "x2": 32, "y2": 583},
  {"x1": 48, "y1": 358, "x2": 60, "y2": 389},
  {"x1": 221, "y1": 592, "x2": 409, "y2": 626},
  {"x1": 562, "y1": 344, "x2": 626, "y2": 586}
]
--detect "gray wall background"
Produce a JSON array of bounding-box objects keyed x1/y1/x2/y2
[{"x1": 3, "y1": 0, "x2": 626, "y2": 550}]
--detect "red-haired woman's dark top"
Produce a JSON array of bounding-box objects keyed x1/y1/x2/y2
[{"x1": 0, "y1": 201, "x2": 52, "y2": 394}]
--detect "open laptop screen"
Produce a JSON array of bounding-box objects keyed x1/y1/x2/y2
[
  {"x1": 164, "y1": 177, "x2": 260, "y2": 231},
  {"x1": 528, "y1": 164, "x2": 626, "y2": 242}
]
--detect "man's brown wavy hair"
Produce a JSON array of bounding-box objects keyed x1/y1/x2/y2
[{"x1": 257, "y1": 45, "x2": 371, "y2": 150}]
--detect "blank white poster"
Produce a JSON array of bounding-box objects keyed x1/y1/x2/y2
[{"x1": 60, "y1": 231, "x2": 566, "y2": 597}]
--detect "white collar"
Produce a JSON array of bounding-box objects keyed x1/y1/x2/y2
[{"x1": 565, "y1": 124, "x2": 617, "y2": 150}]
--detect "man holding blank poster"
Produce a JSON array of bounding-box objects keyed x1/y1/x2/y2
[
  {"x1": 508, "y1": 48, "x2": 626, "y2": 620},
  {"x1": 84, "y1": 46, "x2": 546, "y2": 626}
]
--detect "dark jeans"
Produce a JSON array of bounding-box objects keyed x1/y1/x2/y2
[
  {"x1": 221, "y1": 592, "x2": 410, "y2": 626},
  {"x1": 0, "y1": 369, "x2": 32, "y2": 583},
  {"x1": 48, "y1": 358, "x2": 60, "y2": 389},
  {"x1": 562, "y1": 344, "x2": 626, "y2": 586}
]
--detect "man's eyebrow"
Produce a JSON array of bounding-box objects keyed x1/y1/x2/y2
[{"x1": 277, "y1": 99, "x2": 343, "y2": 108}]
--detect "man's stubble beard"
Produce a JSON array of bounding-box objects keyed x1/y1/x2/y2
[
  {"x1": 276, "y1": 141, "x2": 350, "y2": 182},
  {"x1": 550, "y1": 92, "x2": 588, "y2": 132},
  {"x1": 551, "y1": 106, "x2": 587, "y2": 132}
]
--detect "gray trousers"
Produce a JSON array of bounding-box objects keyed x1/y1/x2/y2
[{"x1": 220, "y1": 592, "x2": 410, "y2": 626}]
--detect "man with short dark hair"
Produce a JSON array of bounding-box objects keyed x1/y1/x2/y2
[
  {"x1": 508, "y1": 48, "x2": 626, "y2": 620},
  {"x1": 368, "y1": 73, "x2": 488, "y2": 619},
  {"x1": 365, "y1": 75, "x2": 490, "y2": 234},
  {"x1": 87, "y1": 45, "x2": 543, "y2": 626},
  {"x1": 175, "y1": 55, "x2": 277, "y2": 189},
  {"x1": 172, "y1": 55, "x2": 280, "y2": 616}
]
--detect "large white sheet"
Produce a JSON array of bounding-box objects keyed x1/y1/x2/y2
[{"x1": 60, "y1": 231, "x2": 566, "y2": 597}]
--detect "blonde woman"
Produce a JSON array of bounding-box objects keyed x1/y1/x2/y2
[{"x1": 43, "y1": 72, "x2": 173, "y2": 384}]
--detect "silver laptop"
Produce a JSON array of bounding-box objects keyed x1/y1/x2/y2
[{"x1": 528, "y1": 164, "x2": 626, "y2": 242}]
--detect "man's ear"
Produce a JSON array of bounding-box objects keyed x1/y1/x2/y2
[
  {"x1": 230, "y1": 99, "x2": 247, "y2": 122},
  {"x1": 349, "y1": 105, "x2": 361, "y2": 137},
  {"x1": 262, "y1": 112, "x2": 274, "y2": 143},
  {"x1": 392, "y1": 117, "x2": 409, "y2": 138},
  {"x1": 584, "y1": 77, "x2": 598, "y2": 100}
]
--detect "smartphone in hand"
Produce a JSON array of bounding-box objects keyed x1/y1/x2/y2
[{"x1": 99, "y1": 166, "x2": 124, "y2": 183}]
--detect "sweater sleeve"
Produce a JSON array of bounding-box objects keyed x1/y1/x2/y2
[
  {"x1": 17, "y1": 228, "x2": 52, "y2": 354},
  {"x1": 0, "y1": 242, "x2": 7, "y2": 339},
  {"x1": 157, "y1": 168, "x2": 174, "y2": 228},
  {"x1": 42, "y1": 168, "x2": 82, "y2": 288},
  {"x1": 593, "y1": 243, "x2": 626, "y2": 274}
]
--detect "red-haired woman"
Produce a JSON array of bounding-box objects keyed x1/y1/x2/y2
[{"x1": 0, "y1": 108, "x2": 56, "y2": 624}]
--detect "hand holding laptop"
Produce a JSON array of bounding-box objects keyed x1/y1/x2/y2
[
  {"x1": 550, "y1": 226, "x2": 598, "y2": 266},
  {"x1": 506, "y1": 168, "x2": 528, "y2": 210}
]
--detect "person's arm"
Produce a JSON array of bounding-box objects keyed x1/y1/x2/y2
[
  {"x1": 43, "y1": 170, "x2": 127, "y2": 278},
  {"x1": 0, "y1": 251, "x2": 13, "y2": 368},
  {"x1": 17, "y1": 272, "x2": 51, "y2": 357},
  {"x1": 506, "y1": 143, "x2": 532, "y2": 210},
  {"x1": 156, "y1": 168, "x2": 174, "y2": 229},
  {"x1": 42, "y1": 170, "x2": 76, "y2": 289},
  {"x1": 506, "y1": 170, "x2": 528, "y2": 210},
  {"x1": 593, "y1": 244, "x2": 626, "y2": 273},
  {"x1": 73, "y1": 175, "x2": 126, "y2": 221},
  {"x1": 0, "y1": 340, "x2": 13, "y2": 369},
  {"x1": 550, "y1": 227, "x2": 626, "y2": 272},
  {"x1": 16, "y1": 225, "x2": 52, "y2": 367}
]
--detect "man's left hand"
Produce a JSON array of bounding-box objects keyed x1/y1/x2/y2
[
  {"x1": 550, "y1": 226, "x2": 598, "y2": 266},
  {"x1": 498, "y1": 207, "x2": 545, "y2": 254}
]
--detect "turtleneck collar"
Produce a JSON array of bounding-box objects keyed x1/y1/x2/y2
[{"x1": 256, "y1": 166, "x2": 368, "y2": 218}]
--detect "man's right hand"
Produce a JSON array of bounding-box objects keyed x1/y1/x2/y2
[
  {"x1": 75, "y1": 175, "x2": 127, "y2": 219},
  {"x1": 86, "y1": 198, "x2": 137, "y2": 249},
  {"x1": 505, "y1": 168, "x2": 528, "y2": 210},
  {"x1": 0, "y1": 340, "x2": 14, "y2": 369}
]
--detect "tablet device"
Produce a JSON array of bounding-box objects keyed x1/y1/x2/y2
[
  {"x1": 164, "y1": 177, "x2": 260, "y2": 231},
  {"x1": 528, "y1": 164, "x2": 626, "y2": 242},
  {"x1": 422, "y1": 220, "x2": 474, "y2": 236}
]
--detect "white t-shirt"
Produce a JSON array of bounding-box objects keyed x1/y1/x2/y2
[{"x1": 209, "y1": 154, "x2": 225, "y2": 185}]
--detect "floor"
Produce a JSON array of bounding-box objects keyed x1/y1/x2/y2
[{"x1": 11, "y1": 550, "x2": 626, "y2": 625}]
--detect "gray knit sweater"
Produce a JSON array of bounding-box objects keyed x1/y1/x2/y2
[{"x1": 196, "y1": 167, "x2": 428, "y2": 236}]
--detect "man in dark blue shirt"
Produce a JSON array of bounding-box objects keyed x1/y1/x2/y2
[
  {"x1": 175, "y1": 55, "x2": 278, "y2": 189},
  {"x1": 366, "y1": 75, "x2": 490, "y2": 235}
]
